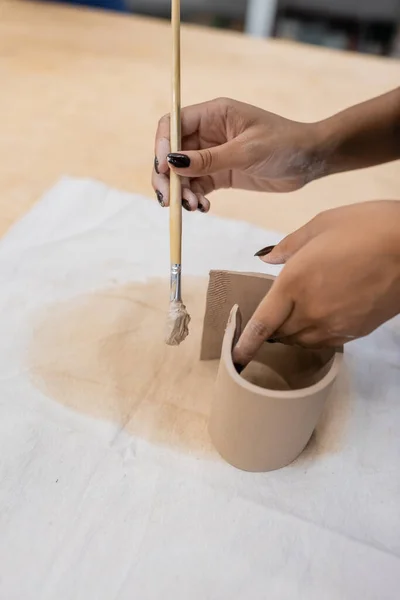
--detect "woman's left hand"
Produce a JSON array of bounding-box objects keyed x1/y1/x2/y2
[{"x1": 233, "y1": 201, "x2": 400, "y2": 368}]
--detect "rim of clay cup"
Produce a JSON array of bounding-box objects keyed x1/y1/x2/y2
[{"x1": 226, "y1": 305, "x2": 343, "y2": 400}]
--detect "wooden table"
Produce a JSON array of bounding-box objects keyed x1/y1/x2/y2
[{"x1": 1, "y1": 0, "x2": 399, "y2": 237}]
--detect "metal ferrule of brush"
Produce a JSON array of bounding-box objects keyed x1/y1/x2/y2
[{"x1": 170, "y1": 264, "x2": 182, "y2": 302}]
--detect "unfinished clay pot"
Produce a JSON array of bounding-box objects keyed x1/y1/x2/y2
[{"x1": 201, "y1": 271, "x2": 343, "y2": 472}]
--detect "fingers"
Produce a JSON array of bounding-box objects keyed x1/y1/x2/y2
[
  {"x1": 152, "y1": 170, "x2": 169, "y2": 207},
  {"x1": 154, "y1": 108, "x2": 219, "y2": 210},
  {"x1": 191, "y1": 179, "x2": 212, "y2": 213},
  {"x1": 167, "y1": 139, "x2": 243, "y2": 177},
  {"x1": 191, "y1": 176, "x2": 216, "y2": 197},
  {"x1": 154, "y1": 133, "x2": 171, "y2": 176},
  {"x1": 193, "y1": 194, "x2": 210, "y2": 213},
  {"x1": 277, "y1": 328, "x2": 349, "y2": 349},
  {"x1": 232, "y1": 280, "x2": 294, "y2": 369},
  {"x1": 256, "y1": 222, "x2": 318, "y2": 265},
  {"x1": 152, "y1": 170, "x2": 210, "y2": 212},
  {"x1": 182, "y1": 184, "x2": 199, "y2": 211},
  {"x1": 155, "y1": 102, "x2": 209, "y2": 171},
  {"x1": 255, "y1": 213, "x2": 329, "y2": 265},
  {"x1": 153, "y1": 123, "x2": 171, "y2": 205},
  {"x1": 154, "y1": 98, "x2": 230, "y2": 204}
]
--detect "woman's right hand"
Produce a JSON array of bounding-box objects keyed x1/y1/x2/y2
[{"x1": 152, "y1": 98, "x2": 323, "y2": 212}]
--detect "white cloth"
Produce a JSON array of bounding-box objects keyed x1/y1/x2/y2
[{"x1": 0, "y1": 177, "x2": 399, "y2": 600}]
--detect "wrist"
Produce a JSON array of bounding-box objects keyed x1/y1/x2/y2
[
  {"x1": 308, "y1": 118, "x2": 343, "y2": 180},
  {"x1": 298, "y1": 120, "x2": 339, "y2": 184}
]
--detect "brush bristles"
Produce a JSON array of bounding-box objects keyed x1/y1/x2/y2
[{"x1": 165, "y1": 300, "x2": 191, "y2": 346}]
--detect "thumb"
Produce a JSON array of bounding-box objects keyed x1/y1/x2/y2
[
  {"x1": 232, "y1": 279, "x2": 293, "y2": 369},
  {"x1": 167, "y1": 140, "x2": 242, "y2": 177},
  {"x1": 256, "y1": 219, "x2": 318, "y2": 265}
]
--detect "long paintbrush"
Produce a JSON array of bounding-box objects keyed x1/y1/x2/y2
[{"x1": 165, "y1": 0, "x2": 191, "y2": 346}]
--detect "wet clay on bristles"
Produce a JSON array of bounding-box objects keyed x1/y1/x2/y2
[{"x1": 165, "y1": 300, "x2": 191, "y2": 346}]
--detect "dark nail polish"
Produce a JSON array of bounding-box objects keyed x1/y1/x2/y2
[
  {"x1": 154, "y1": 156, "x2": 160, "y2": 174},
  {"x1": 255, "y1": 245, "x2": 275, "y2": 258},
  {"x1": 234, "y1": 362, "x2": 245, "y2": 375},
  {"x1": 167, "y1": 153, "x2": 191, "y2": 169},
  {"x1": 198, "y1": 204, "x2": 206, "y2": 213},
  {"x1": 156, "y1": 190, "x2": 164, "y2": 207},
  {"x1": 182, "y1": 199, "x2": 191, "y2": 211}
]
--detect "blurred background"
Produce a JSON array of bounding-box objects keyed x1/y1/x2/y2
[{"x1": 63, "y1": 0, "x2": 400, "y2": 56}]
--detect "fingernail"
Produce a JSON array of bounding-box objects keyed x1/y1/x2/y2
[
  {"x1": 255, "y1": 245, "x2": 275, "y2": 257},
  {"x1": 182, "y1": 199, "x2": 191, "y2": 211},
  {"x1": 154, "y1": 156, "x2": 160, "y2": 174},
  {"x1": 234, "y1": 362, "x2": 245, "y2": 375},
  {"x1": 167, "y1": 153, "x2": 191, "y2": 169},
  {"x1": 156, "y1": 190, "x2": 164, "y2": 207},
  {"x1": 198, "y1": 204, "x2": 206, "y2": 213}
]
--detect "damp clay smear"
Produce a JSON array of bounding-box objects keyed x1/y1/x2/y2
[{"x1": 29, "y1": 278, "x2": 218, "y2": 458}]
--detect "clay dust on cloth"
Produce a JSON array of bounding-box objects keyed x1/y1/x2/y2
[{"x1": 0, "y1": 177, "x2": 399, "y2": 600}]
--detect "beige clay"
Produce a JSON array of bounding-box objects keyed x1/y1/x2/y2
[
  {"x1": 201, "y1": 271, "x2": 343, "y2": 472},
  {"x1": 165, "y1": 300, "x2": 191, "y2": 346}
]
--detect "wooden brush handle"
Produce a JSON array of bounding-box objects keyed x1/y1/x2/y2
[{"x1": 170, "y1": 0, "x2": 182, "y2": 266}]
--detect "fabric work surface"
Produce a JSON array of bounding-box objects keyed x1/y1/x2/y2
[{"x1": 0, "y1": 177, "x2": 399, "y2": 600}]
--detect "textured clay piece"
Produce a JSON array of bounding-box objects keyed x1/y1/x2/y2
[{"x1": 201, "y1": 271, "x2": 343, "y2": 472}]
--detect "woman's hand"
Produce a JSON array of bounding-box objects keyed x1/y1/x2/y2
[
  {"x1": 153, "y1": 89, "x2": 400, "y2": 211},
  {"x1": 233, "y1": 201, "x2": 400, "y2": 368},
  {"x1": 152, "y1": 98, "x2": 321, "y2": 212}
]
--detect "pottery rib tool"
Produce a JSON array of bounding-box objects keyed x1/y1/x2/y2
[{"x1": 165, "y1": 0, "x2": 191, "y2": 346}]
